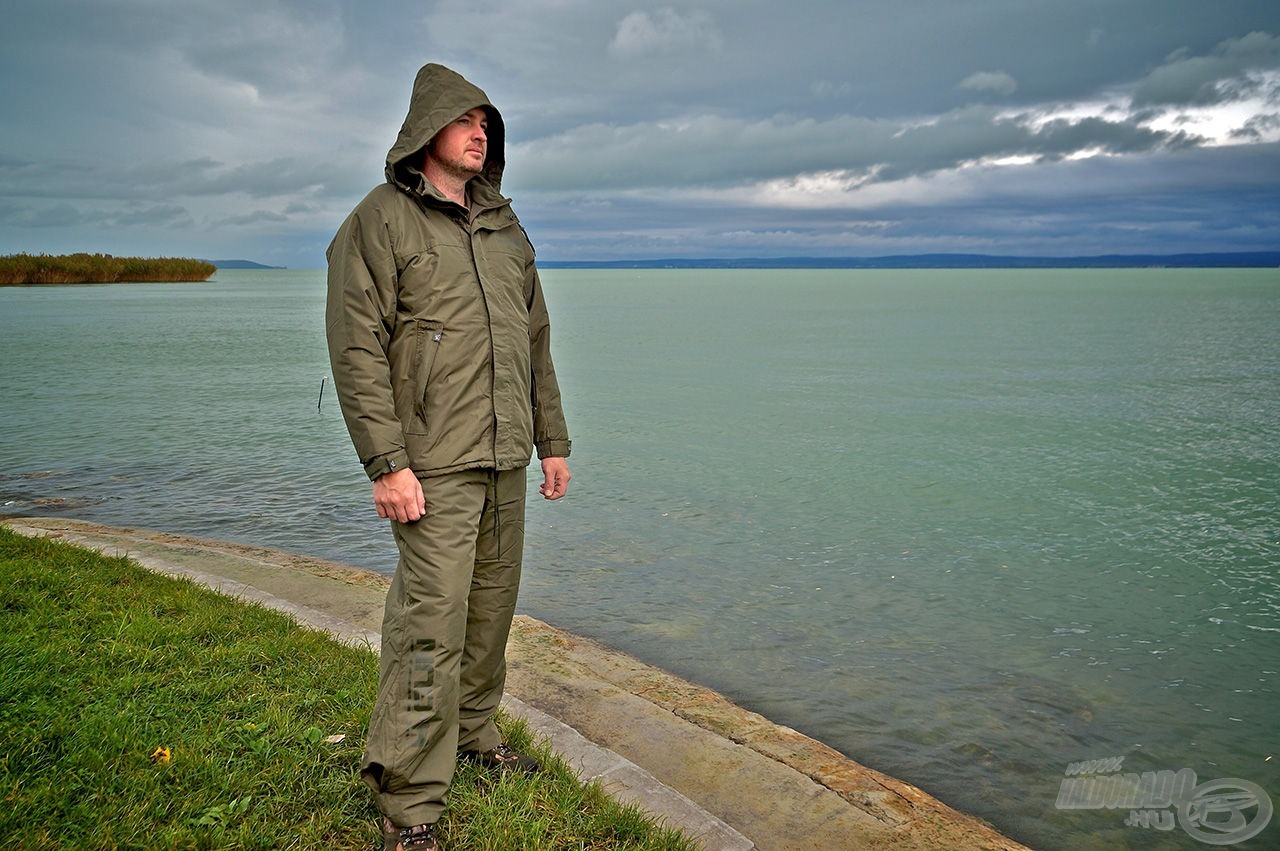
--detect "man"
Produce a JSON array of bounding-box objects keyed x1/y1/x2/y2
[{"x1": 325, "y1": 63, "x2": 571, "y2": 851}]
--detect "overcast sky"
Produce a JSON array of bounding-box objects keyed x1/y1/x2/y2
[{"x1": 2, "y1": 1, "x2": 1278, "y2": 267}]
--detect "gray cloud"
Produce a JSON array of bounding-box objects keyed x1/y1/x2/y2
[
  {"x1": 217, "y1": 209, "x2": 291, "y2": 227},
  {"x1": 959, "y1": 72, "x2": 1018, "y2": 97},
  {"x1": 509, "y1": 104, "x2": 1201, "y2": 194},
  {"x1": 1233, "y1": 112, "x2": 1280, "y2": 140},
  {"x1": 0, "y1": 153, "x2": 356, "y2": 206},
  {"x1": 609, "y1": 8, "x2": 724, "y2": 59},
  {"x1": 0, "y1": 201, "x2": 90, "y2": 229},
  {"x1": 110, "y1": 204, "x2": 195, "y2": 228},
  {"x1": 1133, "y1": 31, "x2": 1280, "y2": 107}
]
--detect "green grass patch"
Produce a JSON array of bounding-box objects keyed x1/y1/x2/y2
[{"x1": 0, "y1": 527, "x2": 699, "y2": 850}]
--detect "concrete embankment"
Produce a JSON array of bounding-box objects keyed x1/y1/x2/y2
[{"x1": 3, "y1": 516, "x2": 1031, "y2": 851}]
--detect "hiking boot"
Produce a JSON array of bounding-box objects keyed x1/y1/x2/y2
[
  {"x1": 459, "y1": 742, "x2": 540, "y2": 773},
  {"x1": 382, "y1": 818, "x2": 442, "y2": 851}
]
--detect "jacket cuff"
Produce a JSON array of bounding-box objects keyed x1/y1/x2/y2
[
  {"x1": 535, "y1": 439, "x2": 571, "y2": 460},
  {"x1": 363, "y1": 449, "x2": 412, "y2": 481}
]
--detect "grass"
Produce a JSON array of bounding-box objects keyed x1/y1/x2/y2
[
  {"x1": 0, "y1": 526, "x2": 699, "y2": 850},
  {"x1": 0, "y1": 253, "x2": 216, "y2": 284}
]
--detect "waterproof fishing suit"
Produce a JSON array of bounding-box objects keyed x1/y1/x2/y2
[{"x1": 325, "y1": 63, "x2": 571, "y2": 828}]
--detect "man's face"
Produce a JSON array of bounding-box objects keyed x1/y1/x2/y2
[{"x1": 425, "y1": 107, "x2": 488, "y2": 180}]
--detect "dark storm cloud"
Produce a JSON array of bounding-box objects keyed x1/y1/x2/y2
[
  {"x1": 1, "y1": 0, "x2": 1278, "y2": 265},
  {"x1": 519, "y1": 141, "x2": 1280, "y2": 260}
]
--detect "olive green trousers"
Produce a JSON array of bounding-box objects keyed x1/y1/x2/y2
[{"x1": 361, "y1": 467, "x2": 526, "y2": 827}]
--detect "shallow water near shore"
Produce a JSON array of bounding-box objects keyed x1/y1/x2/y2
[{"x1": 2, "y1": 268, "x2": 1277, "y2": 849}]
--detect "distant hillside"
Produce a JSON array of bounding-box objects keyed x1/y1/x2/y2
[
  {"x1": 539, "y1": 251, "x2": 1280, "y2": 270},
  {"x1": 210, "y1": 259, "x2": 286, "y2": 269}
]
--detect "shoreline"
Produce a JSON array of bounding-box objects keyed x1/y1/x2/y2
[{"x1": 3, "y1": 515, "x2": 1030, "y2": 850}]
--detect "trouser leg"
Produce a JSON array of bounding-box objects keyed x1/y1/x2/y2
[
  {"x1": 457, "y1": 467, "x2": 526, "y2": 754},
  {"x1": 361, "y1": 469, "x2": 488, "y2": 828}
]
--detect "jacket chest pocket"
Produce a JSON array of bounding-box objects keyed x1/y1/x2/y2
[
  {"x1": 407, "y1": 318, "x2": 445, "y2": 435},
  {"x1": 474, "y1": 224, "x2": 532, "y2": 314}
]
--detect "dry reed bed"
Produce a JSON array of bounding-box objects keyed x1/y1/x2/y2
[{"x1": 0, "y1": 253, "x2": 216, "y2": 284}]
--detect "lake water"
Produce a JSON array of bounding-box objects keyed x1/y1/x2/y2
[{"x1": 2, "y1": 268, "x2": 1277, "y2": 849}]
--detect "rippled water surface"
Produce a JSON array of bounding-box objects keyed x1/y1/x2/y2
[{"x1": 2, "y1": 268, "x2": 1277, "y2": 849}]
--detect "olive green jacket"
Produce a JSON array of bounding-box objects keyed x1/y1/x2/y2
[{"x1": 325, "y1": 63, "x2": 570, "y2": 481}]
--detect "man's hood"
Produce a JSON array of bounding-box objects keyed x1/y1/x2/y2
[{"x1": 385, "y1": 63, "x2": 506, "y2": 194}]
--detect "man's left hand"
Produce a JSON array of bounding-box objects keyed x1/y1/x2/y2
[{"x1": 539, "y1": 457, "x2": 571, "y2": 500}]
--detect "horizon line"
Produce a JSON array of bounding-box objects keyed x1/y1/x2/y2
[{"x1": 536, "y1": 250, "x2": 1280, "y2": 269}]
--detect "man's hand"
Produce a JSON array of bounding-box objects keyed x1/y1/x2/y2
[
  {"x1": 539, "y1": 457, "x2": 571, "y2": 500},
  {"x1": 373, "y1": 467, "x2": 426, "y2": 522}
]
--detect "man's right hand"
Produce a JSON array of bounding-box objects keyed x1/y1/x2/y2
[{"x1": 372, "y1": 467, "x2": 426, "y2": 523}]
